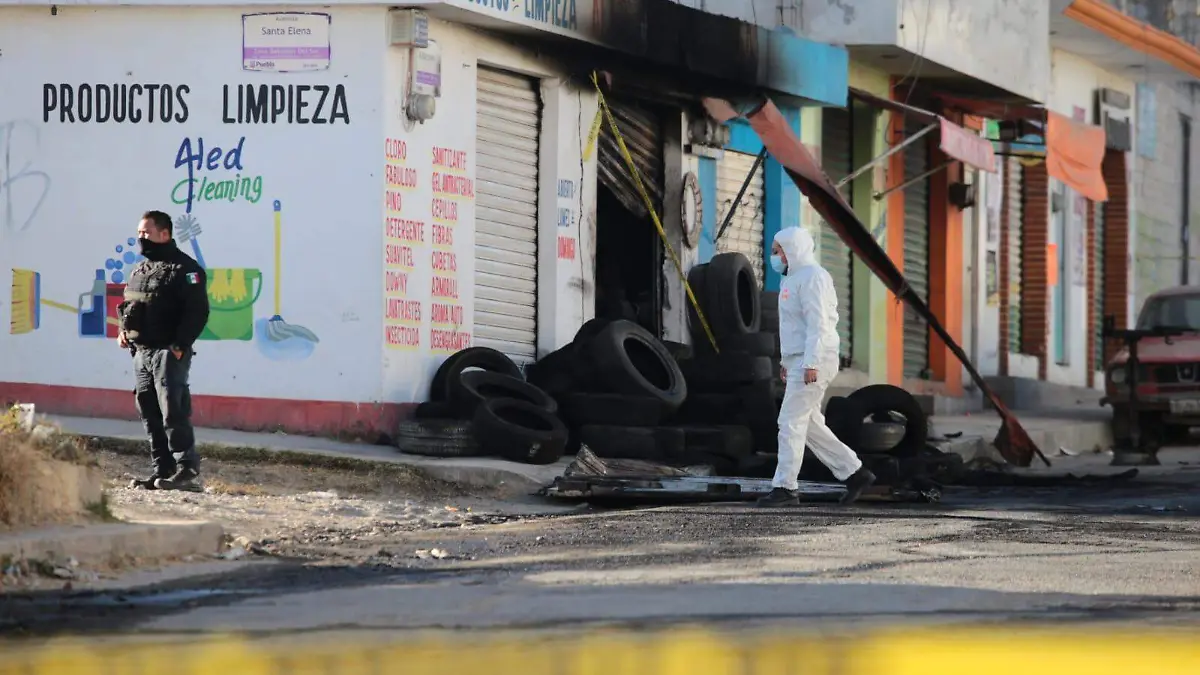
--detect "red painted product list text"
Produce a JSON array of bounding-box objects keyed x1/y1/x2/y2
[
  {"x1": 382, "y1": 137, "x2": 426, "y2": 350},
  {"x1": 430, "y1": 145, "x2": 472, "y2": 353}
]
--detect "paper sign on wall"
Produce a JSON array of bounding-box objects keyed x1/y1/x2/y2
[
  {"x1": 243, "y1": 13, "x2": 332, "y2": 72},
  {"x1": 1047, "y1": 243, "x2": 1059, "y2": 287}
]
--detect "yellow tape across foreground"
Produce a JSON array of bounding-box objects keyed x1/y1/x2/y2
[{"x1": 2, "y1": 627, "x2": 1199, "y2": 675}]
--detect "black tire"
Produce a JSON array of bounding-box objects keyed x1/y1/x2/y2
[
  {"x1": 704, "y1": 253, "x2": 762, "y2": 339},
  {"x1": 720, "y1": 332, "x2": 776, "y2": 357},
  {"x1": 574, "y1": 317, "x2": 614, "y2": 346},
  {"x1": 472, "y1": 398, "x2": 568, "y2": 465},
  {"x1": 579, "y1": 425, "x2": 686, "y2": 462},
  {"x1": 672, "y1": 393, "x2": 744, "y2": 425},
  {"x1": 685, "y1": 264, "x2": 719, "y2": 353},
  {"x1": 662, "y1": 340, "x2": 694, "y2": 362},
  {"x1": 413, "y1": 400, "x2": 456, "y2": 420},
  {"x1": 824, "y1": 395, "x2": 865, "y2": 450},
  {"x1": 588, "y1": 320, "x2": 688, "y2": 410},
  {"x1": 677, "y1": 425, "x2": 754, "y2": 461},
  {"x1": 682, "y1": 353, "x2": 774, "y2": 390},
  {"x1": 750, "y1": 425, "x2": 778, "y2": 454},
  {"x1": 561, "y1": 393, "x2": 665, "y2": 427},
  {"x1": 527, "y1": 344, "x2": 590, "y2": 397},
  {"x1": 453, "y1": 371, "x2": 558, "y2": 420},
  {"x1": 760, "y1": 291, "x2": 780, "y2": 334},
  {"x1": 429, "y1": 347, "x2": 521, "y2": 402},
  {"x1": 737, "y1": 379, "x2": 779, "y2": 426},
  {"x1": 394, "y1": 419, "x2": 483, "y2": 458},
  {"x1": 846, "y1": 385, "x2": 928, "y2": 457}
]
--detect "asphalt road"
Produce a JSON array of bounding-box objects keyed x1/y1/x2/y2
[{"x1": 4, "y1": 462, "x2": 1200, "y2": 638}]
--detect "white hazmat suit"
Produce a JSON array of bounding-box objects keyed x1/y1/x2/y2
[{"x1": 771, "y1": 226, "x2": 864, "y2": 490}]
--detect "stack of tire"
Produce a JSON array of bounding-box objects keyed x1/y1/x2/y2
[
  {"x1": 396, "y1": 347, "x2": 568, "y2": 465},
  {"x1": 674, "y1": 252, "x2": 781, "y2": 456}
]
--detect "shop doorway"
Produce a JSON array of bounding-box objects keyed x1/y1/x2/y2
[
  {"x1": 594, "y1": 98, "x2": 666, "y2": 336},
  {"x1": 595, "y1": 183, "x2": 663, "y2": 333}
]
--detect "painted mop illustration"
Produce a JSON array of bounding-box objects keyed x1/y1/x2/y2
[{"x1": 255, "y1": 199, "x2": 319, "y2": 360}]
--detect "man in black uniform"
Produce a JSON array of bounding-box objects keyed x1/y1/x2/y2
[{"x1": 118, "y1": 211, "x2": 209, "y2": 492}]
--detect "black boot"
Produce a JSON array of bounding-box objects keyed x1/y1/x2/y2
[
  {"x1": 154, "y1": 466, "x2": 202, "y2": 492},
  {"x1": 756, "y1": 487, "x2": 800, "y2": 508},
  {"x1": 839, "y1": 467, "x2": 876, "y2": 504}
]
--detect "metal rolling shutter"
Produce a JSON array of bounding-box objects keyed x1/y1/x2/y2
[
  {"x1": 474, "y1": 67, "x2": 541, "y2": 363},
  {"x1": 716, "y1": 150, "x2": 766, "y2": 286},
  {"x1": 1101, "y1": 151, "x2": 1130, "y2": 361},
  {"x1": 1021, "y1": 161, "x2": 1049, "y2": 378},
  {"x1": 1092, "y1": 201, "x2": 1106, "y2": 370},
  {"x1": 1007, "y1": 158, "x2": 1024, "y2": 354},
  {"x1": 598, "y1": 100, "x2": 663, "y2": 220},
  {"x1": 821, "y1": 107, "x2": 854, "y2": 361},
  {"x1": 902, "y1": 121, "x2": 931, "y2": 379}
]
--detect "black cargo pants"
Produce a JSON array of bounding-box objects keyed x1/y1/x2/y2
[{"x1": 133, "y1": 347, "x2": 199, "y2": 476}]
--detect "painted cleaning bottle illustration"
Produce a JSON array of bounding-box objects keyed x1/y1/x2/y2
[
  {"x1": 256, "y1": 199, "x2": 320, "y2": 360},
  {"x1": 78, "y1": 269, "x2": 107, "y2": 337}
]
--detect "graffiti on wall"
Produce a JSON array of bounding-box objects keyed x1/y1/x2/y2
[{"x1": 0, "y1": 120, "x2": 52, "y2": 233}]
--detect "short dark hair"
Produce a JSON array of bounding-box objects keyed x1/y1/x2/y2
[{"x1": 141, "y1": 210, "x2": 173, "y2": 236}]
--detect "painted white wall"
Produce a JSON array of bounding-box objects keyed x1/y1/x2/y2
[
  {"x1": 0, "y1": 5, "x2": 385, "y2": 401},
  {"x1": 796, "y1": 0, "x2": 1050, "y2": 103},
  {"x1": 0, "y1": 7, "x2": 597, "y2": 407},
  {"x1": 1047, "y1": 48, "x2": 1137, "y2": 388},
  {"x1": 378, "y1": 18, "x2": 596, "y2": 402}
]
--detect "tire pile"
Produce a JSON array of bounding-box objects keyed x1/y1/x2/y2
[
  {"x1": 394, "y1": 252, "x2": 780, "y2": 472},
  {"x1": 395, "y1": 250, "x2": 944, "y2": 481}
]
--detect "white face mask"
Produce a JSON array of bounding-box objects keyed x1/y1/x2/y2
[{"x1": 770, "y1": 254, "x2": 787, "y2": 275}]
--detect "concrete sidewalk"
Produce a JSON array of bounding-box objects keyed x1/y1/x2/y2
[
  {"x1": 52, "y1": 415, "x2": 569, "y2": 495},
  {"x1": 931, "y1": 405, "x2": 1115, "y2": 465},
  {"x1": 53, "y1": 405, "x2": 1116, "y2": 491}
]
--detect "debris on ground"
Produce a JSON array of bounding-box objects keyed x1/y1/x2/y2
[{"x1": 95, "y1": 451, "x2": 555, "y2": 567}]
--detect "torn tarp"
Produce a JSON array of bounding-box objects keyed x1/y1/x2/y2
[{"x1": 702, "y1": 97, "x2": 1047, "y2": 468}]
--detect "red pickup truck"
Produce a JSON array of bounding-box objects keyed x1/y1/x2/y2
[{"x1": 1104, "y1": 286, "x2": 1200, "y2": 448}]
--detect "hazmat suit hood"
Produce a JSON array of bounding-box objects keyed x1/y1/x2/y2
[{"x1": 774, "y1": 226, "x2": 817, "y2": 272}]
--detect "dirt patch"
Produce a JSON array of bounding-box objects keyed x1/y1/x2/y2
[
  {"x1": 0, "y1": 409, "x2": 104, "y2": 530},
  {"x1": 95, "y1": 451, "x2": 569, "y2": 565}
]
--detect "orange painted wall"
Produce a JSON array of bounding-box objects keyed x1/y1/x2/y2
[{"x1": 928, "y1": 112, "x2": 964, "y2": 395}]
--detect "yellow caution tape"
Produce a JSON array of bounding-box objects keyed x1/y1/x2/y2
[
  {"x1": 3, "y1": 627, "x2": 1198, "y2": 674},
  {"x1": 589, "y1": 72, "x2": 720, "y2": 353},
  {"x1": 581, "y1": 105, "x2": 604, "y2": 162}
]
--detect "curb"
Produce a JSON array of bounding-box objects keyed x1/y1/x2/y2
[
  {"x1": 937, "y1": 419, "x2": 1113, "y2": 464},
  {"x1": 74, "y1": 434, "x2": 554, "y2": 496},
  {"x1": 0, "y1": 520, "x2": 224, "y2": 569}
]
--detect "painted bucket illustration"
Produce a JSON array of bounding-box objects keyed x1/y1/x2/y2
[{"x1": 199, "y1": 268, "x2": 264, "y2": 341}]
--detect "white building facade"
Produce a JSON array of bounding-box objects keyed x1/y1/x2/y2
[{"x1": 0, "y1": 1, "x2": 846, "y2": 435}]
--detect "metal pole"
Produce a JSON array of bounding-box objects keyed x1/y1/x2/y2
[
  {"x1": 873, "y1": 160, "x2": 955, "y2": 200},
  {"x1": 835, "y1": 122, "x2": 936, "y2": 190},
  {"x1": 715, "y1": 147, "x2": 768, "y2": 243}
]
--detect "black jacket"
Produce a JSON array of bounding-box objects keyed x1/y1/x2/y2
[{"x1": 118, "y1": 242, "x2": 210, "y2": 351}]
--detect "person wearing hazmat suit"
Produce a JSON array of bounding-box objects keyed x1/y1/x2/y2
[{"x1": 758, "y1": 226, "x2": 876, "y2": 507}]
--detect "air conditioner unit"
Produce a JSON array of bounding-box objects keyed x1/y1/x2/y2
[{"x1": 389, "y1": 9, "x2": 429, "y2": 48}]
